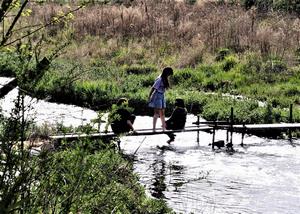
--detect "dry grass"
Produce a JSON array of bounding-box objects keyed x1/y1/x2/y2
[{"x1": 27, "y1": 0, "x2": 300, "y2": 65}]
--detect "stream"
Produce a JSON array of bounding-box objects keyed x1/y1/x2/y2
[{"x1": 1, "y1": 77, "x2": 300, "y2": 213}]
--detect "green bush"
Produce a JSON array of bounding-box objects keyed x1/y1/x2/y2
[
  {"x1": 273, "y1": 0, "x2": 300, "y2": 14},
  {"x1": 263, "y1": 59, "x2": 287, "y2": 73},
  {"x1": 172, "y1": 69, "x2": 204, "y2": 90},
  {"x1": 173, "y1": 69, "x2": 192, "y2": 84},
  {"x1": 222, "y1": 55, "x2": 238, "y2": 71},
  {"x1": 29, "y1": 142, "x2": 173, "y2": 213},
  {"x1": 0, "y1": 51, "x2": 20, "y2": 77},
  {"x1": 201, "y1": 96, "x2": 299, "y2": 124},
  {"x1": 124, "y1": 65, "x2": 157, "y2": 75},
  {"x1": 295, "y1": 48, "x2": 300, "y2": 65},
  {"x1": 216, "y1": 48, "x2": 231, "y2": 61},
  {"x1": 242, "y1": 52, "x2": 263, "y2": 74},
  {"x1": 240, "y1": 0, "x2": 256, "y2": 10},
  {"x1": 185, "y1": 0, "x2": 197, "y2": 5},
  {"x1": 241, "y1": 0, "x2": 273, "y2": 12},
  {"x1": 241, "y1": 0, "x2": 300, "y2": 14}
]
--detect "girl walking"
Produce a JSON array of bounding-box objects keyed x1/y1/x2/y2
[{"x1": 148, "y1": 67, "x2": 173, "y2": 132}]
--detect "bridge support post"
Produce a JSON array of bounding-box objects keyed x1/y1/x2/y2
[
  {"x1": 196, "y1": 115, "x2": 200, "y2": 143},
  {"x1": 226, "y1": 119, "x2": 229, "y2": 143},
  {"x1": 227, "y1": 107, "x2": 234, "y2": 148},
  {"x1": 289, "y1": 104, "x2": 293, "y2": 143},
  {"x1": 230, "y1": 107, "x2": 234, "y2": 144},
  {"x1": 212, "y1": 122, "x2": 216, "y2": 150},
  {"x1": 241, "y1": 123, "x2": 246, "y2": 147}
]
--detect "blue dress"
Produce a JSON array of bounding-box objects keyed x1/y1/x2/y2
[{"x1": 148, "y1": 77, "x2": 166, "y2": 109}]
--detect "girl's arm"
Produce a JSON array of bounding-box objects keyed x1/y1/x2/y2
[{"x1": 148, "y1": 87, "x2": 155, "y2": 101}]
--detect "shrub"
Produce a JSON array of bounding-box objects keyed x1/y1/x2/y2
[
  {"x1": 139, "y1": 74, "x2": 157, "y2": 87},
  {"x1": 29, "y1": 142, "x2": 173, "y2": 213},
  {"x1": 125, "y1": 65, "x2": 157, "y2": 75},
  {"x1": 242, "y1": 52, "x2": 263, "y2": 74},
  {"x1": 283, "y1": 85, "x2": 300, "y2": 97},
  {"x1": 222, "y1": 55, "x2": 238, "y2": 71},
  {"x1": 240, "y1": 0, "x2": 256, "y2": 10},
  {"x1": 172, "y1": 69, "x2": 193, "y2": 84},
  {"x1": 185, "y1": 0, "x2": 197, "y2": 5},
  {"x1": 201, "y1": 97, "x2": 267, "y2": 124},
  {"x1": 273, "y1": 0, "x2": 300, "y2": 14},
  {"x1": 263, "y1": 59, "x2": 287, "y2": 73},
  {"x1": 0, "y1": 51, "x2": 20, "y2": 77},
  {"x1": 295, "y1": 48, "x2": 300, "y2": 65},
  {"x1": 216, "y1": 48, "x2": 231, "y2": 61},
  {"x1": 241, "y1": 0, "x2": 273, "y2": 12}
]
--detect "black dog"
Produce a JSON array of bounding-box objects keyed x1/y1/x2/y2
[{"x1": 212, "y1": 140, "x2": 225, "y2": 149}]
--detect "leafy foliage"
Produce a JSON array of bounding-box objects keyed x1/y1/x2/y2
[
  {"x1": 30, "y1": 142, "x2": 172, "y2": 213},
  {"x1": 241, "y1": 0, "x2": 300, "y2": 14}
]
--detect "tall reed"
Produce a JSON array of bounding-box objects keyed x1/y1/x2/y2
[{"x1": 26, "y1": 1, "x2": 300, "y2": 65}]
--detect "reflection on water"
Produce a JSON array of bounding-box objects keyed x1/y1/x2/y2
[
  {"x1": 121, "y1": 116, "x2": 300, "y2": 214},
  {"x1": 150, "y1": 151, "x2": 167, "y2": 199}
]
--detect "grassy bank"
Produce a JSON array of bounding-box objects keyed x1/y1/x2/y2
[
  {"x1": 2, "y1": 49, "x2": 300, "y2": 125},
  {"x1": 1, "y1": 0, "x2": 300, "y2": 124},
  {"x1": 0, "y1": 90, "x2": 172, "y2": 213},
  {"x1": 30, "y1": 140, "x2": 173, "y2": 213},
  {"x1": 0, "y1": 138, "x2": 173, "y2": 213}
]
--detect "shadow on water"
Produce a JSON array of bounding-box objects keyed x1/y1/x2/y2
[
  {"x1": 149, "y1": 146, "x2": 188, "y2": 199},
  {"x1": 150, "y1": 154, "x2": 167, "y2": 199}
]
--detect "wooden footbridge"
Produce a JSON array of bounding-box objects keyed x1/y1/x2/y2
[
  {"x1": 1, "y1": 77, "x2": 298, "y2": 148},
  {"x1": 0, "y1": 78, "x2": 17, "y2": 98},
  {"x1": 49, "y1": 125, "x2": 213, "y2": 141},
  {"x1": 50, "y1": 106, "x2": 300, "y2": 149},
  {"x1": 49, "y1": 122, "x2": 300, "y2": 147}
]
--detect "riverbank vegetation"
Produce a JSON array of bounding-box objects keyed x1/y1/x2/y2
[
  {"x1": 2, "y1": 0, "x2": 300, "y2": 124},
  {"x1": 0, "y1": 1, "x2": 173, "y2": 213},
  {"x1": 1, "y1": 0, "x2": 300, "y2": 212},
  {"x1": 0, "y1": 110, "x2": 172, "y2": 213}
]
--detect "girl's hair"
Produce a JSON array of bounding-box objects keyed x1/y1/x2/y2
[
  {"x1": 161, "y1": 67, "x2": 173, "y2": 89},
  {"x1": 175, "y1": 98, "x2": 185, "y2": 108}
]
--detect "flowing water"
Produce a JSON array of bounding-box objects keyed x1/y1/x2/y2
[
  {"x1": 121, "y1": 116, "x2": 300, "y2": 213},
  {"x1": 1, "y1": 78, "x2": 300, "y2": 213},
  {"x1": 0, "y1": 78, "x2": 97, "y2": 127}
]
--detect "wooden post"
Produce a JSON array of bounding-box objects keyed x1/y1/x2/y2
[
  {"x1": 241, "y1": 123, "x2": 245, "y2": 147},
  {"x1": 226, "y1": 118, "x2": 229, "y2": 143},
  {"x1": 289, "y1": 104, "x2": 293, "y2": 142},
  {"x1": 229, "y1": 107, "x2": 234, "y2": 147},
  {"x1": 212, "y1": 121, "x2": 216, "y2": 150},
  {"x1": 290, "y1": 104, "x2": 293, "y2": 123},
  {"x1": 196, "y1": 115, "x2": 200, "y2": 143}
]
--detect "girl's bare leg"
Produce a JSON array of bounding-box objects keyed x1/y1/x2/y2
[
  {"x1": 159, "y1": 109, "x2": 166, "y2": 131},
  {"x1": 153, "y1": 109, "x2": 160, "y2": 132}
]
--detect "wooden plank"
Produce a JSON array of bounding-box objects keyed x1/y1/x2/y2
[
  {"x1": 0, "y1": 78, "x2": 17, "y2": 98},
  {"x1": 215, "y1": 123, "x2": 300, "y2": 131},
  {"x1": 49, "y1": 126, "x2": 213, "y2": 141},
  {"x1": 49, "y1": 122, "x2": 300, "y2": 142},
  {"x1": 192, "y1": 120, "x2": 228, "y2": 125}
]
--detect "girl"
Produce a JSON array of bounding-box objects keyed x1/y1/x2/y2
[{"x1": 148, "y1": 67, "x2": 173, "y2": 131}]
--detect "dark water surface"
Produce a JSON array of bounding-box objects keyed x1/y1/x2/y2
[
  {"x1": 121, "y1": 115, "x2": 300, "y2": 214},
  {"x1": 1, "y1": 78, "x2": 300, "y2": 213}
]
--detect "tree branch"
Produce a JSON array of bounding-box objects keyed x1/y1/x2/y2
[
  {"x1": 0, "y1": 0, "x2": 13, "y2": 23},
  {"x1": 0, "y1": 0, "x2": 29, "y2": 46},
  {"x1": 1, "y1": 4, "x2": 85, "y2": 47}
]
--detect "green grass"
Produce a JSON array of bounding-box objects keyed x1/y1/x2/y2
[{"x1": 2, "y1": 43, "x2": 300, "y2": 124}]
